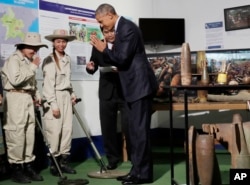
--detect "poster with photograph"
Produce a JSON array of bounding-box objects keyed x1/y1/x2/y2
[
  {"x1": 147, "y1": 53, "x2": 197, "y2": 100},
  {"x1": 147, "y1": 49, "x2": 250, "y2": 101},
  {"x1": 224, "y1": 5, "x2": 250, "y2": 31},
  {"x1": 38, "y1": 0, "x2": 102, "y2": 80},
  {"x1": 206, "y1": 49, "x2": 250, "y2": 83}
]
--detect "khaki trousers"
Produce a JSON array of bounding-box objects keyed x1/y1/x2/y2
[
  {"x1": 43, "y1": 90, "x2": 73, "y2": 157},
  {"x1": 4, "y1": 92, "x2": 36, "y2": 164}
]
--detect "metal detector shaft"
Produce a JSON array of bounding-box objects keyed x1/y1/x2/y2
[
  {"x1": 72, "y1": 103, "x2": 108, "y2": 172},
  {"x1": 35, "y1": 116, "x2": 66, "y2": 179}
]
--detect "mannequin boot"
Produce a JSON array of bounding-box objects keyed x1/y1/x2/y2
[
  {"x1": 11, "y1": 164, "x2": 31, "y2": 183},
  {"x1": 60, "y1": 155, "x2": 76, "y2": 174},
  {"x1": 24, "y1": 162, "x2": 43, "y2": 181}
]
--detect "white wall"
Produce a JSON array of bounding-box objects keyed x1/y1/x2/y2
[
  {"x1": 152, "y1": 0, "x2": 250, "y2": 52},
  {"x1": 39, "y1": 0, "x2": 250, "y2": 137}
]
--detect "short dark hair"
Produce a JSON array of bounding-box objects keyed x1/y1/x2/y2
[{"x1": 95, "y1": 3, "x2": 117, "y2": 16}]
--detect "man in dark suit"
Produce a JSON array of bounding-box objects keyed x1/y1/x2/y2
[
  {"x1": 86, "y1": 28, "x2": 130, "y2": 170},
  {"x1": 90, "y1": 3, "x2": 158, "y2": 185}
]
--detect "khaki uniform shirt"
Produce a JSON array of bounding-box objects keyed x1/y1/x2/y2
[
  {"x1": 1, "y1": 50, "x2": 41, "y2": 99},
  {"x1": 42, "y1": 51, "x2": 76, "y2": 110}
]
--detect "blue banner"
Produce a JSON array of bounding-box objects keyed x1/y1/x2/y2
[
  {"x1": 205, "y1": 22, "x2": 223, "y2": 29},
  {"x1": 0, "y1": 0, "x2": 38, "y2": 9},
  {"x1": 39, "y1": 0, "x2": 95, "y2": 18}
]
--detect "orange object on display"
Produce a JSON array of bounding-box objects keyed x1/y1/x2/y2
[{"x1": 181, "y1": 43, "x2": 192, "y2": 85}]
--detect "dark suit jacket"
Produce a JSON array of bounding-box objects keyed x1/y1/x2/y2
[
  {"x1": 86, "y1": 46, "x2": 123, "y2": 100},
  {"x1": 0, "y1": 75, "x2": 3, "y2": 95},
  {"x1": 102, "y1": 16, "x2": 158, "y2": 102}
]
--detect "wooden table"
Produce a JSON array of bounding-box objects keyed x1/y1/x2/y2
[{"x1": 152, "y1": 101, "x2": 248, "y2": 111}]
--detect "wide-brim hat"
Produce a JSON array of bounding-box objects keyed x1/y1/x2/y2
[
  {"x1": 45, "y1": 29, "x2": 76, "y2": 42},
  {"x1": 15, "y1": 32, "x2": 48, "y2": 48}
]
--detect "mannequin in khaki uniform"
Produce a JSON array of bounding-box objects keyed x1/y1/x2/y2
[
  {"x1": 42, "y1": 29, "x2": 77, "y2": 176},
  {"x1": 1, "y1": 32, "x2": 47, "y2": 183}
]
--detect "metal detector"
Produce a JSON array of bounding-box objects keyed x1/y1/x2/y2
[
  {"x1": 73, "y1": 99, "x2": 128, "y2": 178},
  {"x1": 35, "y1": 113, "x2": 89, "y2": 185}
]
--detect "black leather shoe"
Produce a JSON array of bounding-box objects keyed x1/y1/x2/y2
[
  {"x1": 107, "y1": 164, "x2": 118, "y2": 170},
  {"x1": 122, "y1": 177, "x2": 153, "y2": 185},
  {"x1": 117, "y1": 174, "x2": 132, "y2": 181}
]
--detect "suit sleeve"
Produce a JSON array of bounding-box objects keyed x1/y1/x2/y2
[
  {"x1": 86, "y1": 47, "x2": 99, "y2": 74},
  {"x1": 0, "y1": 75, "x2": 3, "y2": 95},
  {"x1": 103, "y1": 21, "x2": 139, "y2": 67}
]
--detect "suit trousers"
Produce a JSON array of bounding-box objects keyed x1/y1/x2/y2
[
  {"x1": 4, "y1": 92, "x2": 36, "y2": 164},
  {"x1": 127, "y1": 95, "x2": 153, "y2": 180},
  {"x1": 43, "y1": 90, "x2": 73, "y2": 157},
  {"x1": 99, "y1": 86, "x2": 129, "y2": 165}
]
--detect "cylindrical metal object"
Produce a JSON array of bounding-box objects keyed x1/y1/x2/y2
[
  {"x1": 233, "y1": 114, "x2": 250, "y2": 168},
  {"x1": 197, "y1": 90, "x2": 208, "y2": 103},
  {"x1": 201, "y1": 64, "x2": 209, "y2": 85},
  {"x1": 188, "y1": 126, "x2": 199, "y2": 185},
  {"x1": 181, "y1": 43, "x2": 192, "y2": 86},
  {"x1": 217, "y1": 73, "x2": 227, "y2": 84},
  {"x1": 196, "y1": 51, "x2": 206, "y2": 75},
  {"x1": 196, "y1": 135, "x2": 214, "y2": 185}
]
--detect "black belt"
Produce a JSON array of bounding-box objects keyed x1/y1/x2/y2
[{"x1": 8, "y1": 89, "x2": 34, "y2": 95}]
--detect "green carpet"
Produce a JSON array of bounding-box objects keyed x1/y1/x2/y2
[{"x1": 0, "y1": 147, "x2": 231, "y2": 185}]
